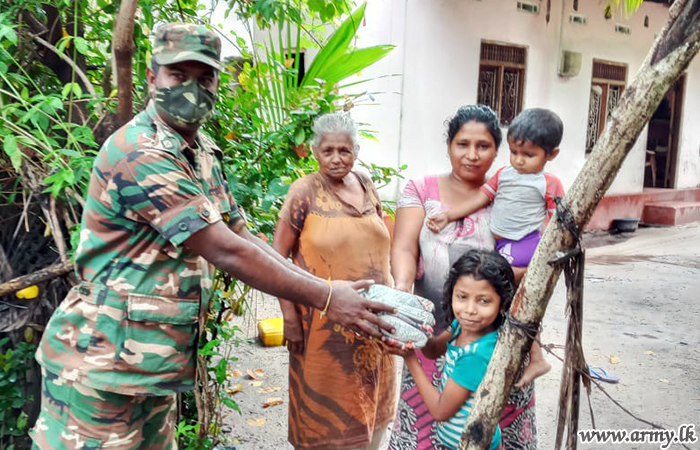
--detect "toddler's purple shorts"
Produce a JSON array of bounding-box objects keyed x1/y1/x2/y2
[{"x1": 495, "y1": 229, "x2": 541, "y2": 268}]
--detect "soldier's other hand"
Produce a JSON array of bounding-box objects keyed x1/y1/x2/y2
[{"x1": 325, "y1": 279, "x2": 395, "y2": 339}]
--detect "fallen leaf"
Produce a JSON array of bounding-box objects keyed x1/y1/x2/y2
[
  {"x1": 226, "y1": 383, "x2": 243, "y2": 395},
  {"x1": 258, "y1": 386, "x2": 281, "y2": 394},
  {"x1": 263, "y1": 397, "x2": 284, "y2": 408},
  {"x1": 247, "y1": 368, "x2": 266, "y2": 380},
  {"x1": 232, "y1": 369, "x2": 243, "y2": 377},
  {"x1": 659, "y1": 378, "x2": 669, "y2": 384},
  {"x1": 250, "y1": 381, "x2": 263, "y2": 387},
  {"x1": 247, "y1": 418, "x2": 266, "y2": 427},
  {"x1": 645, "y1": 350, "x2": 655, "y2": 356},
  {"x1": 609, "y1": 354, "x2": 621, "y2": 365}
]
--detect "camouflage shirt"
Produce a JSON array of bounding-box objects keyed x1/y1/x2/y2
[{"x1": 36, "y1": 101, "x2": 240, "y2": 396}]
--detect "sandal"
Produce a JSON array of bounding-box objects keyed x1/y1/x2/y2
[{"x1": 588, "y1": 365, "x2": 620, "y2": 383}]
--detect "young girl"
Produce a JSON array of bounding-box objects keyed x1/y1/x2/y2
[{"x1": 392, "y1": 249, "x2": 515, "y2": 450}]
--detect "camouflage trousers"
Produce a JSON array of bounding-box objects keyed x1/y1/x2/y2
[{"x1": 30, "y1": 371, "x2": 176, "y2": 450}]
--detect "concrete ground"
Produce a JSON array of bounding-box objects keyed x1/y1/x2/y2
[{"x1": 221, "y1": 223, "x2": 700, "y2": 450}]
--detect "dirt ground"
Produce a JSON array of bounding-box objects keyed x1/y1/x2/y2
[{"x1": 221, "y1": 223, "x2": 700, "y2": 450}]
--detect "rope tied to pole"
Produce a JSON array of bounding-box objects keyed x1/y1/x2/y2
[{"x1": 547, "y1": 196, "x2": 591, "y2": 450}]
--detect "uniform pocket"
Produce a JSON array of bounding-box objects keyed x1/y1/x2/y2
[
  {"x1": 120, "y1": 294, "x2": 200, "y2": 378},
  {"x1": 126, "y1": 293, "x2": 199, "y2": 324}
]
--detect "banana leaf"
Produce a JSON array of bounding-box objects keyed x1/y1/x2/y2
[
  {"x1": 316, "y1": 45, "x2": 395, "y2": 86},
  {"x1": 301, "y1": 3, "x2": 393, "y2": 88}
]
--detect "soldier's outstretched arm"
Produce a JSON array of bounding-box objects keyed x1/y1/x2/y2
[
  {"x1": 185, "y1": 221, "x2": 396, "y2": 338},
  {"x1": 229, "y1": 217, "x2": 313, "y2": 280}
]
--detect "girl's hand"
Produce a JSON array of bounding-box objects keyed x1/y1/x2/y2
[
  {"x1": 382, "y1": 339, "x2": 416, "y2": 358},
  {"x1": 421, "y1": 329, "x2": 451, "y2": 360}
]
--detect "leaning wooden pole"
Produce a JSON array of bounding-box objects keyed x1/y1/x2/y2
[{"x1": 460, "y1": 1, "x2": 700, "y2": 449}]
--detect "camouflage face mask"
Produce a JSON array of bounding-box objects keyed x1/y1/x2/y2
[{"x1": 155, "y1": 79, "x2": 216, "y2": 127}]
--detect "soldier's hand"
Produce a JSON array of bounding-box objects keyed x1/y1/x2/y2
[{"x1": 325, "y1": 280, "x2": 396, "y2": 339}]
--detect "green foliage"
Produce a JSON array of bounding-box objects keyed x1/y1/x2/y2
[
  {"x1": 301, "y1": 3, "x2": 394, "y2": 89},
  {"x1": 176, "y1": 420, "x2": 213, "y2": 450},
  {"x1": 607, "y1": 0, "x2": 645, "y2": 15},
  {"x1": 176, "y1": 277, "x2": 247, "y2": 450},
  {"x1": 206, "y1": 1, "x2": 398, "y2": 238},
  {"x1": 0, "y1": 338, "x2": 35, "y2": 450},
  {"x1": 233, "y1": 0, "x2": 353, "y2": 28},
  {"x1": 0, "y1": 0, "x2": 199, "y2": 204}
]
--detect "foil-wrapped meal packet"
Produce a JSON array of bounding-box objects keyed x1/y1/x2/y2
[{"x1": 361, "y1": 284, "x2": 436, "y2": 348}]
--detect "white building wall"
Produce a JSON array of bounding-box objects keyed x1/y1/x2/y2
[
  {"x1": 676, "y1": 56, "x2": 700, "y2": 188},
  {"x1": 553, "y1": 0, "x2": 665, "y2": 194},
  {"x1": 350, "y1": 0, "x2": 699, "y2": 198},
  {"x1": 345, "y1": 0, "x2": 407, "y2": 198}
]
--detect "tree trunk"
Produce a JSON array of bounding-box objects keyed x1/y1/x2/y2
[
  {"x1": 460, "y1": 1, "x2": 700, "y2": 449},
  {"x1": 112, "y1": 0, "x2": 139, "y2": 127}
]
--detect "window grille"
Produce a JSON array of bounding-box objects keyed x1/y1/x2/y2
[
  {"x1": 477, "y1": 42, "x2": 527, "y2": 125},
  {"x1": 586, "y1": 60, "x2": 628, "y2": 153}
]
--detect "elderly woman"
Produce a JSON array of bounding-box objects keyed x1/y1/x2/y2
[
  {"x1": 273, "y1": 113, "x2": 396, "y2": 450},
  {"x1": 387, "y1": 105, "x2": 547, "y2": 450}
]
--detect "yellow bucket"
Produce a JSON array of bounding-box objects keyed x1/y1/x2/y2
[{"x1": 258, "y1": 318, "x2": 284, "y2": 347}]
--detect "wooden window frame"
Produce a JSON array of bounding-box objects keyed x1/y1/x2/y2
[
  {"x1": 477, "y1": 41, "x2": 528, "y2": 126},
  {"x1": 586, "y1": 59, "x2": 628, "y2": 153}
]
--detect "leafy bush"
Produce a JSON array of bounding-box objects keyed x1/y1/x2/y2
[{"x1": 0, "y1": 338, "x2": 35, "y2": 450}]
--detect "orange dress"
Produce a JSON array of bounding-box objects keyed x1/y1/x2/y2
[{"x1": 278, "y1": 171, "x2": 396, "y2": 450}]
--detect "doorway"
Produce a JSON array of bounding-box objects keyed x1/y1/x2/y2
[{"x1": 644, "y1": 75, "x2": 685, "y2": 188}]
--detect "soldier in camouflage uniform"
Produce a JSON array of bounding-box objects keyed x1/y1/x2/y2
[{"x1": 31, "y1": 23, "x2": 395, "y2": 450}]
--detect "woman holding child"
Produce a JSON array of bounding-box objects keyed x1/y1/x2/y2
[{"x1": 388, "y1": 105, "x2": 551, "y2": 450}]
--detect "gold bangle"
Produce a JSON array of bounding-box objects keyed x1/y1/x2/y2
[{"x1": 319, "y1": 277, "x2": 332, "y2": 318}]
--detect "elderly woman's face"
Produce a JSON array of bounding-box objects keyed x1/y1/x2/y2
[
  {"x1": 447, "y1": 121, "x2": 498, "y2": 184},
  {"x1": 314, "y1": 133, "x2": 355, "y2": 181}
]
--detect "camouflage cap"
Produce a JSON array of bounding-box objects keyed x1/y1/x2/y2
[{"x1": 152, "y1": 23, "x2": 223, "y2": 71}]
